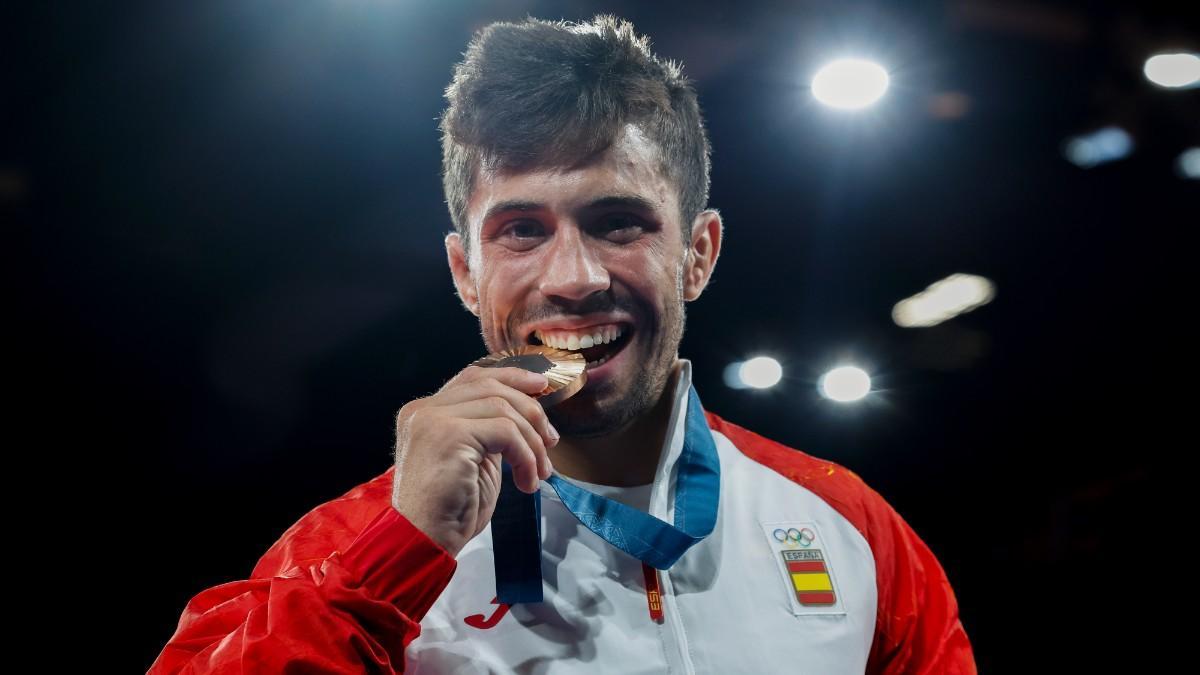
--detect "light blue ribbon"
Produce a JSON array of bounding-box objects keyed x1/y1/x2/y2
[{"x1": 493, "y1": 385, "x2": 720, "y2": 604}]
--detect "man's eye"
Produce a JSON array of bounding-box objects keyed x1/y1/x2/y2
[
  {"x1": 507, "y1": 221, "x2": 545, "y2": 239},
  {"x1": 603, "y1": 214, "x2": 636, "y2": 230},
  {"x1": 597, "y1": 214, "x2": 644, "y2": 241}
]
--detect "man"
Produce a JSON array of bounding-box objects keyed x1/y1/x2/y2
[{"x1": 151, "y1": 15, "x2": 976, "y2": 674}]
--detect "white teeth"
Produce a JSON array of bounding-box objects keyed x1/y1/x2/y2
[{"x1": 533, "y1": 324, "x2": 628, "y2": 351}]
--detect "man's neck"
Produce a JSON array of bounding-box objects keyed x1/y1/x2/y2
[{"x1": 548, "y1": 360, "x2": 682, "y2": 487}]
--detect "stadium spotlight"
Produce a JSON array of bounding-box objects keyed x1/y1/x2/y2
[
  {"x1": 739, "y1": 357, "x2": 784, "y2": 389},
  {"x1": 1144, "y1": 52, "x2": 1200, "y2": 89},
  {"x1": 819, "y1": 366, "x2": 872, "y2": 403},
  {"x1": 812, "y1": 58, "x2": 890, "y2": 110},
  {"x1": 893, "y1": 273, "x2": 996, "y2": 328}
]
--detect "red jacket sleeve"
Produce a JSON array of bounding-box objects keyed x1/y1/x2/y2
[
  {"x1": 148, "y1": 506, "x2": 457, "y2": 674},
  {"x1": 863, "y1": 496, "x2": 976, "y2": 675}
]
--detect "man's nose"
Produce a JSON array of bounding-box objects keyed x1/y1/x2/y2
[{"x1": 537, "y1": 225, "x2": 610, "y2": 301}]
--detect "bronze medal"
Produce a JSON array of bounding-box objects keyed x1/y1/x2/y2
[{"x1": 470, "y1": 345, "x2": 587, "y2": 407}]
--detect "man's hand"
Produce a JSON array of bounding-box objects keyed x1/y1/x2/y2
[{"x1": 391, "y1": 365, "x2": 559, "y2": 557}]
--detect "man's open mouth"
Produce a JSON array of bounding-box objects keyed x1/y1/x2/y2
[{"x1": 527, "y1": 323, "x2": 634, "y2": 369}]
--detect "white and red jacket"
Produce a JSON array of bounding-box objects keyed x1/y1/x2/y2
[{"x1": 151, "y1": 360, "x2": 976, "y2": 673}]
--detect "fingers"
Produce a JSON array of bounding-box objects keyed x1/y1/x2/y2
[
  {"x1": 402, "y1": 364, "x2": 558, "y2": 496},
  {"x1": 453, "y1": 365, "x2": 549, "y2": 397},
  {"x1": 441, "y1": 396, "x2": 552, "y2": 491},
  {"x1": 436, "y1": 370, "x2": 559, "y2": 451}
]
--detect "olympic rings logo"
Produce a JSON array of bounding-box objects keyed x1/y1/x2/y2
[{"x1": 773, "y1": 527, "x2": 815, "y2": 548}]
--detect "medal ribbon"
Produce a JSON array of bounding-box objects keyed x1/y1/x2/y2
[{"x1": 492, "y1": 384, "x2": 720, "y2": 604}]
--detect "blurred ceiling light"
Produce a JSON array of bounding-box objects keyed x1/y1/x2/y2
[
  {"x1": 739, "y1": 356, "x2": 784, "y2": 389},
  {"x1": 1063, "y1": 126, "x2": 1134, "y2": 169},
  {"x1": 1143, "y1": 52, "x2": 1200, "y2": 89},
  {"x1": 819, "y1": 366, "x2": 871, "y2": 403},
  {"x1": 1178, "y1": 147, "x2": 1200, "y2": 180},
  {"x1": 893, "y1": 273, "x2": 996, "y2": 328},
  {"x1": 812, "y1": 59, "x2": 890, "y2": 110}
]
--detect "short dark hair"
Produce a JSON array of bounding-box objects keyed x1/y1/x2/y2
[{"x1": 439, "y1": 15, "x2": 712, "y2": 251}]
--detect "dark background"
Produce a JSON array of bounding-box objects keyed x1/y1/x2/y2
[{"x1": 10, "y1": 0, "x2": 1195, "y2": 671}]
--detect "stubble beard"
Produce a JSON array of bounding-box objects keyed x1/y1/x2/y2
[{"x1": 546, "y1": 288, "x2": 687, "y2": 439}]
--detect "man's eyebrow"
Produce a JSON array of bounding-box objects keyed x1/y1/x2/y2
[
  {"x1": 584, "y1": 194, "x2": 659, "y2": 212},
  {"x1": 482, "y1": 200, "x2": 544, "y2": 225},
  {"x1": 482, "y1": 194, "x2": 661, "y2": 226}
]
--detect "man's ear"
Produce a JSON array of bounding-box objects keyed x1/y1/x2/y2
[
  {"x1": 683, "y1": 210, "x2": 723, "y2": 302},
  {"x1": 445, "y1": 232, "x2": 480, "y2": 316}
]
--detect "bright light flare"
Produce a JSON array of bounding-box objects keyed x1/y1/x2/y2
[
  {"x1": 739, "y1": 357, "x2": 783, "y2": 389},
  {"x1": 811, "y1": 58, "x2": 890, "y2": 110},
  {"x1": 819, "y1": 366, "x2": 871, "y2": 403},
  {"x1": 1144, "y1": 53, "x2": 1200, "y2": 89},
  {"x1": 893, "y1": 273, "x2": 996, "y2": 328}
]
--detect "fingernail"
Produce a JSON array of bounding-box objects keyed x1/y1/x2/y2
[{"x1": 548, "y1": 423, "x2": 560, "y2": 442}]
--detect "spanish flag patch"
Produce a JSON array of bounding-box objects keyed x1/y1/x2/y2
[
  {"x1": 781, "y1": 549, "x2": 836, "y2": 606},
  {"x1": 761, "y1": 521, "x2": 846, "y2": 616}
]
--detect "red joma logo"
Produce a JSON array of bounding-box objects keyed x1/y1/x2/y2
[{"x1": 464, "y1": 597, "x2": 511, "y2": 630}]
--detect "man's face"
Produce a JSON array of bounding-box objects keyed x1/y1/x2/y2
[{"x1": 446, "y1": 124, "x2": 719, "y2": 437}]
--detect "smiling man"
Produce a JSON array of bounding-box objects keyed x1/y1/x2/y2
[
  {"x1": 152, "y1": 15, "x2": 975, "y2": 674},
  {"x1": 454, "y1": 118, "x2": 704, "y2": 488}
]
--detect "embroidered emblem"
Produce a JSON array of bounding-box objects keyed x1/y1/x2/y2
[
  {"x1": 781, "y1": 549, "x2": 836, "y2": 606},
  {"x1": 761, "y1": 522, "x2": 846, "y2": 615}
]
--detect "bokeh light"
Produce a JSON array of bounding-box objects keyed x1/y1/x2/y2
[
  {"x1": 819, "y1": 366, "x2": 872, "y2": 402},
  {"x1": 811, "y1": 58, "x2": 890, "y2": 110}
]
